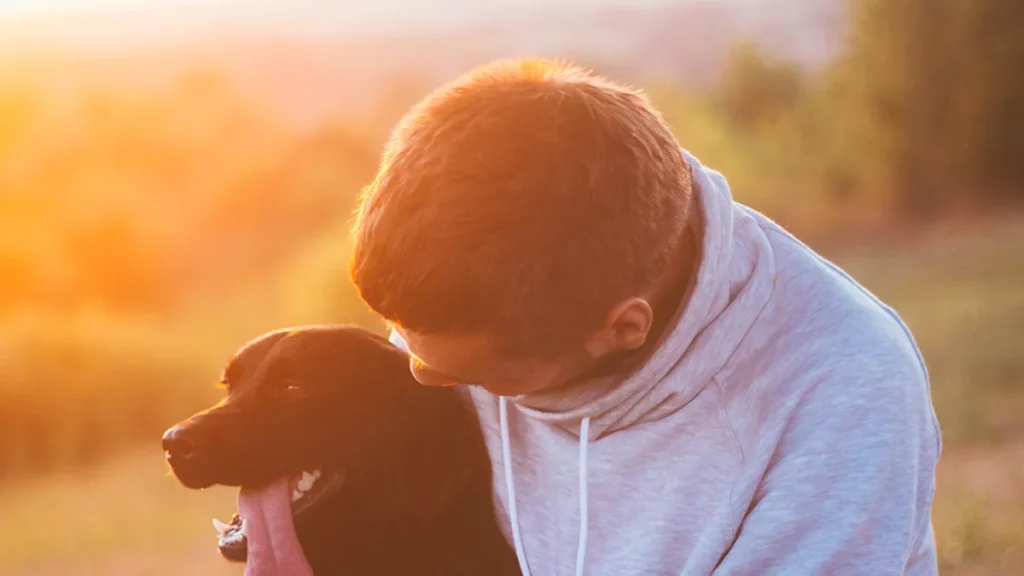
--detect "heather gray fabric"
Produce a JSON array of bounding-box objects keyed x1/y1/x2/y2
[{"x1": 389, "y1": 150, "x2": 941, "y2": 575}]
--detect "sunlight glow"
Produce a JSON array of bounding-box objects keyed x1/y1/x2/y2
[
  {"x1": 0, "y1": 0, "x2": 205, "y2": 19},
  {"x1": 0, "y1": 1, "x2": 93, "y2": 17}
]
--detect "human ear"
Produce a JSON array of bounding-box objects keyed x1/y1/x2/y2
[{"x1": 583, "y1": 297, "x2": 653, "y2": 357}]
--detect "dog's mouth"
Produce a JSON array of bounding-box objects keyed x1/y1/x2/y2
[{"x1": 213, "y1": 466, "x2": 345, "y2": 562}]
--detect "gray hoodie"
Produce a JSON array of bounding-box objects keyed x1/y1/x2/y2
[{"x1": 390, "y1": 151, "x2": 941, "y2": 575}]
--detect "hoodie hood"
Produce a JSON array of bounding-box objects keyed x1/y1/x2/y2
[{"x1": 506, "y1": 150, "x2": 776, "y2": 440}]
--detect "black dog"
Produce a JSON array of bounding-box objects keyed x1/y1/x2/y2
[{"x1": 162, "y1": 325, "x2": 520, "y2": 575}]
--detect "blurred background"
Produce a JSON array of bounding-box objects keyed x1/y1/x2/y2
[{"x1": 0, "y1": 0, "x2": 1021, "y2": 574}]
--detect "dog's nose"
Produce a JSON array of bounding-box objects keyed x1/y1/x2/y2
[{"x1": 162, "y1": 425, "x2": 197, "y2": 460}]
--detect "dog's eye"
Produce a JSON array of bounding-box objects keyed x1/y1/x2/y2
[{"x1": 280, "y1": 381, "x2": 307, "y2": 401}]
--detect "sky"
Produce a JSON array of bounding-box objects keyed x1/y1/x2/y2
[
  {"x1": 0, "y1": 0, "x2": 160, "y2": 18},
  {"x1": 0, "y1": 0, "x2": 685, "y2": 50},
  {"x1": 4, "y1": 0, "x2": 837, "y2": 67},
  {"x1": 0, "y1": 0, "x2": 686, "y2": 19},
  {"x1": 0, "y1": 0, "x2": 686, "y2": 28}
]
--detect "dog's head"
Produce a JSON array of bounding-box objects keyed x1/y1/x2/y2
[{"x1": 162, "y1": 325, "x2": 424, "y2": 562}]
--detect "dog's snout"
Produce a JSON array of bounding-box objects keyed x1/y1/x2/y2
[{"x1": 162, "y1": 425, "x2": 197, "y2": 460}]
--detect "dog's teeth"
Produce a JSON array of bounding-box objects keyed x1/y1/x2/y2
[
  {"x1": 297, "y1": 471, "x2": 315, "y2": 492},
  {"x1": 292, "y1": 489, "x2": 302, "y2": 502},
  {"x1": 239, "y1": 519, "x2": 247, "y2": 536},
  {"x1": 213, "y1": 518, "x2": 230, "y2": 536}
]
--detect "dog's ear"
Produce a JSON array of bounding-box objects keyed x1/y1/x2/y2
[
  {"x1": 343, "y1": 335, "x2": 490, "y2": 522},
  {"x1": 384, "y1": 441, "x2": 481, "y2": 521},
  {"x1": 360, "y1": 390, "x2": 489, "y2": 522}
]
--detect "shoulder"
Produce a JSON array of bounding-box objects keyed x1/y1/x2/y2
[
  {"x1": 746, "y1": 208, "x2": 926, "y2": 384},
  {"x1": 723, "y1": 210, "x2": 938, "y2": 451}
]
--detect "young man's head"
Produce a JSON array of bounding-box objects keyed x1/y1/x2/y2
[{"x1": 350, "y1": 59, "x2": 694, "y2": 396}]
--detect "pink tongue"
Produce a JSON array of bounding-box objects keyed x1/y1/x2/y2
[{"x1": 237, "y1": 477, "x2": 314, "y2": 576}]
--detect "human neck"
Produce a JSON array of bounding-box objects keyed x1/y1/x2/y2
[
  {"x1": 649, "y1": 226, "x2": 698, "y2": 341},
  {"x1": 593, "y1": 223, "x2": 698, "y2": 379},
  {"x1": 536, "y1": 223, "x2": 698, "y2": 395}
]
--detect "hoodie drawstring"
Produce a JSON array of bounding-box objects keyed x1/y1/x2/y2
[
  {"x1": 575, "y1": 416, "x2": 591, "y2": 576},
  {"x1": 500, "y1": 396, "x2": 591, "y2": 576}
]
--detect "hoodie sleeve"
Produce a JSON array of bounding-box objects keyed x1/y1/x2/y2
[{"x1": 714, "y1": 345, "x2": 942, "y2": 575}]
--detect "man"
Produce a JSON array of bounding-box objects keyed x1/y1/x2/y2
[{"x1": 349, "y1": 59, "x2": 941, "y2": 575}]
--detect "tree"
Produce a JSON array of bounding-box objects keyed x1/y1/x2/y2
[
  {"x1": 842, "y1": 0, "x2": 1024, "y2": 217},
  {"x1": 717, "y1": 41, "x2": 804, "y2": 132}
]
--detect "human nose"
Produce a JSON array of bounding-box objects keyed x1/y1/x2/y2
[{"x1": 409, "y1": 357, "x2": 457, "y2": 387}]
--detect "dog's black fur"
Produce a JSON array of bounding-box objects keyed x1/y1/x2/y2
[{"x1": 162, "y1": 325, "x2": 520, "y2": 575}]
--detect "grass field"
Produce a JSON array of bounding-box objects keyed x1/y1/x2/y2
[
  {"x1": 1, "y1": 219, "x2": 1022, "y2": 575},
  {"x1": 0, "y1": 450, "x2": 236, "y2": 576}
]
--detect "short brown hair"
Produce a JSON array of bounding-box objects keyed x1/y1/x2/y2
[{"x1": 350, "y1": 59, "x2": 692, "y2": 355}]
